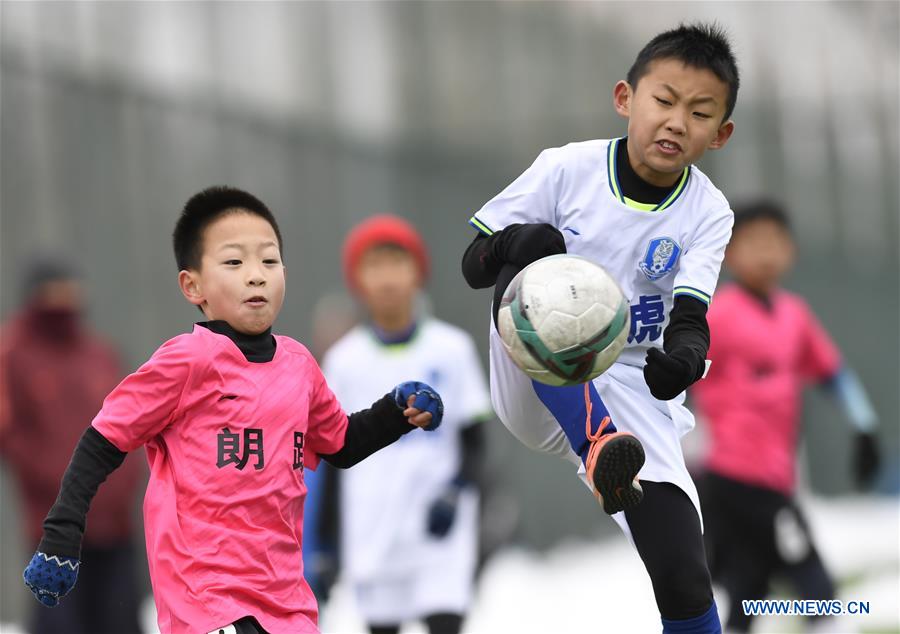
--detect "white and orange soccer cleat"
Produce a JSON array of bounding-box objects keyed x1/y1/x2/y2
[{"x1": 582, "y1": 384, "x2": 645, "y2": 515}]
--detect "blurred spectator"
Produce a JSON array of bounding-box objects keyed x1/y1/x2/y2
[
  {"x1": 691, "y1": 201, "x2": 881, "y2": 633},
  {"x1": 0, "y1": 256, "x2": 145, "y2": 634}
]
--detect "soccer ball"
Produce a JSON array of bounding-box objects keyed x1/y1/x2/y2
[{"x1": 497, "y1": 254, "x2": 630, "y2": 386}]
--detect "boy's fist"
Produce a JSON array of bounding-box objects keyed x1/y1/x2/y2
[
  {"x1": 495, "y1": 223, "x2": 567, "y2": 268},
  {"x1": 853, "y1": 431, "x2": 880, "y2": 489},
  {"x1": 643, "y1": 347, "x2": 703, "y2": 400},
  {"x1": 392, "y1": 381, "x2": 444, "y2": 431},
  {"x1": 427, "y1": 486, "x2": 460, "y2": 538},
  {"x1": 23, "y1": 551, "x2": 80, "y2": 607}
]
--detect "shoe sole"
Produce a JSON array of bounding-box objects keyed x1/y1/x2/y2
[{"x1": 592, "y1": 435, "x2": 645, "y2": 515}]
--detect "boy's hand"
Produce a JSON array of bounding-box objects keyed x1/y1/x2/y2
[
  {"x1": 392, "y1": 381, "x2": 444, "y2": 431},
  {"x1": 23, "y1": 551, "x2": 79, "y2": 607},
  {"x1": 643, "y1": 348, "x2": 703, "y2": 400},
  {"x1": 853, "y1": 431, "x2": 880, "y2": 489},
  {"x1": 427, "y1": 485, "x2": 461, "y2": 538},
  {"x1": 495, "y1": 223, "x2": 567, "y2": 268}
]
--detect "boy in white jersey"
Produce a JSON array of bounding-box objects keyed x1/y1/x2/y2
[
  {"x1": 323, "y1": 216, "x2": 491, "y2": 634},
  {"x1": 462, "y1": 24, "x2": 737, "y2": 634}
]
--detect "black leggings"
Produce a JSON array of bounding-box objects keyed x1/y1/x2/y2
[
  {"x1": 370, "y1": 613, "x2": 463, "y2": 634},
  {"x1": 700, "y1": 473, "x2": 835, "y2": 632},
  {"x1": 625, "y1": 481, "x2": 715, "y2": 621}
]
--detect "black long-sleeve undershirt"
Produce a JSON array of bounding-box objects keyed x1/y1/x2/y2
[
  {"x1": 39, "y1": 395, "x2": 414, "y2": 559},
  {"x1": 319, "y1": 394, "x2": 414, "y2": 468},
  {"x1": 39, "y1": 427, "x2": 127, "y2": 559},
  {"x1": 664, "y1": 295, "x2": 711, "y2": 378}
]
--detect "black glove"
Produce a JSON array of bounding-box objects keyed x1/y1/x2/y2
[
  {"x1": 853, "y1": 431, "x2": 880, "y2": 489},
  {"x1": 643, "y1": 347, "x2": 704, "y2": 401},
  {"x1": 493, "y1": 223, "x2": 567, "y2": 269},
  {"x1": 427, "y1": 486, "x2": 461, "y2": 538}
]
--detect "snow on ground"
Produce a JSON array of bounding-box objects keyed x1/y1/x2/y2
[
  {"x1": 2, "y1": 497, "x2": 896, "y2": 634},
  {"x1": 321, "y1": 496, "x2": 899, "y2": 634}
]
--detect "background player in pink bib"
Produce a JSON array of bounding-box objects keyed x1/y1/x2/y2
[
  {"x1": 22, "y1": 186, "x2": 446, "y2": 634},
  {"x1": 691, "y1": 200, "x2": 881, "y2": 633}
]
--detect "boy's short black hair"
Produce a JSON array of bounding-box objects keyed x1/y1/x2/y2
[
  {"x1": 732, "y1": 199, "x2": 792, "y2": 235},
  {"x1": 627, "y1": 22, "x2": 740, "y2": 121},
  {"x1": 173, "y1": 186, "x2": 284, "y2": 271}
]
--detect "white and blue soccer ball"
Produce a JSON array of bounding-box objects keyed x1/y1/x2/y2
[{"x1": 497, "y1": 254, "x2": 630, "y2": 387}]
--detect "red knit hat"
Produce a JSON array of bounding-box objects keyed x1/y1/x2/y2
[{"x1": 342, "y1": 215, "x2": 430, "y2": 292}]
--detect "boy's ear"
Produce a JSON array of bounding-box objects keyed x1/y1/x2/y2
[
  {"x1": 613, "y1": 80, "x2": 633, "y2": 118},
  {"x1": 178, "y1": 270, "x2": 204, "y2": 307},
  {"x1": 708, "y1": 120, "x2": 735, "y2": 150}
]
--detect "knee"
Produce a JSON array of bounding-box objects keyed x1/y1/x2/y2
[
  {"x1": 496, "y1": 410, "x2": 570, "y2": 457},
  {"x1": 794, "y1": 558, "x2": 836, "y2": 601},
  {"x1": 651, "y1": 559, "x2": 714, "y2": 620}
]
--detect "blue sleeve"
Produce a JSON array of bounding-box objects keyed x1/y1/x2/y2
[{"x1": 821, "y1": 366, "x2": 878, "y2": 432}]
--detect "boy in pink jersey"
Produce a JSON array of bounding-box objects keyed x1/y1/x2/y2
[
  {"x1": 22, "y1": 186, "x2": 445, "y2": 634},
  {"x1": 691, "y1": 200, "x2": 881, "y2": 632}
]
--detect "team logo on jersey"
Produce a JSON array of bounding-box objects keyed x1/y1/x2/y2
[{"x1": 639, "y1": 237, "x2": 681, "y2": 280}]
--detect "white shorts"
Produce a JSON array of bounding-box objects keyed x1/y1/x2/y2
[
  {"x1": 488, "y1": 326, "x2": 702, "y2": 540},
  {"x1": 351, "y1": 492, "x2": 478, "y2": 624}
]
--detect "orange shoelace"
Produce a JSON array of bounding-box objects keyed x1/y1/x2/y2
[
  {"x1": 584, "y1": 382, "x2": 612, "y2": 499},
  {"x1": 584, "y1": 382, "x2": 611, "y2": 442}
]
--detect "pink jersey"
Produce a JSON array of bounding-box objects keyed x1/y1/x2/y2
[
  {"x1": 691, "y1": 284, "x2": 841, "y2": 494},
  {"x1": 92, "y1": 325, "x2": 348, "y2": 634}
]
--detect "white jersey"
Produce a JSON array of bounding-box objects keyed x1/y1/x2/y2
[
  {"x1": 321, "y1": 318, "x2": 491, "y2": 620},
  {"x1": 470, "y1": 138, "x2": 733, "y2": 368},
  {"x1": 471, "y1": 138, "x2": 733, "y2": 535}
]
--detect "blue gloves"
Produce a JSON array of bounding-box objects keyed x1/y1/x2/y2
[
  {"x1": 23, "y1": 551, "x2": 80, "y2": 607},
  {"x1": 427, "y1": 485, "x2": 461, "y2": 537},
  {"x1": 392, "y1": 381, "x2": 444, "y2": 431}
]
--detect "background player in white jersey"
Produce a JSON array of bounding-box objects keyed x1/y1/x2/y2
[
  {"x1": 324, "y1": 215, "x2": 492, "y2": 634},
  {"x1": 461, "y1": 24, "x2": 738, "y2": 634}
]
